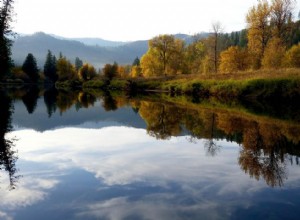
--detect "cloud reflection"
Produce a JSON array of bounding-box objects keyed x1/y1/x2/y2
[
  {"x1": 2, "y1": 125, "x2": 300, "y2": 219},
  {"x1": 8, "y1": 126, "x2": 242, "y2": 186},
  {"x1": 0, "y1": 174, "x2": 59, "y2": 208}
]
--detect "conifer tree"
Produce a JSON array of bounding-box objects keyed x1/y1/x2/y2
[
  {"x1": 44, "y1": 50, "x2": 57, "y2": 83},
  {"x1": 22, "y1": 53, "x2": 39, "y2": 82},
  {"x1": 0, "y1": 0, "x2": 14, "y2": 77},
  {"x1": 75, "y1": 57, "x2": 83, "y2": 71}
]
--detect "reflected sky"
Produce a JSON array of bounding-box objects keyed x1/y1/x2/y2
[{"x1": 1, "y1": 125, "x2": 300, "y2": 220}]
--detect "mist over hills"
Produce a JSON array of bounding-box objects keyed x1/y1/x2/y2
[
  {"x1": 12, "y1": 32, "x2": 207, "y2": 69},
  {"x1": 50, "y1": 34, "x2": 127, "y2": 47}
]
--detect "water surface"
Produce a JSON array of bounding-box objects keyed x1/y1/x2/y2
[{"x1": 0, "y1": 88, "x2": 299, "y2": 220}]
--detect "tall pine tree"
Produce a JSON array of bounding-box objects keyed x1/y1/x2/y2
[
  {"x1": 22, "y1": 53, "x2": 39, "y2": 83},
  {"x1": 0, "y1": 0, "x2": 14, "y2": 78},
  {"x1": 44, "y1": 50, "x2": 57, "y2": 83}
]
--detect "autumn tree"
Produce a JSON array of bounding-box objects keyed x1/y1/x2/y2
[
  {"x1": 201, "y1": 22, "x2": 224, "y2": 74},
  {"x1": 270, "y1": 0, "x2": 294, "y2": 41},
  {"x1": 118, "y1": 65, "x2": 131, "y2": 78},
  {"x1": 283, "y1": 43, "x2": 300, "y2": 67},
  {"x1": 150, "y1": 35, "x2": 175, "y2": 75},
  {"x1": 141, "y1": 35, "x2": 185, "y2": 77},
  {"x1": 185, "y1": 40, "x2": 206, "y2": 74},
  {"x1": 130, "y1": 57, "x2": 142, "y2": 77},
  {"x1": 246, "y1": 0, "x2": 271, "y2": 69},
  {"x1": 103, "y1": 62, "x2": 118, "y2": 80},
  {"x1": 56, "y1": 55, "x2": 77, "y2": 81},
  {"x1": 167, "y1": 38, "x2": 186, "y2": 74},
  {"x1": 0, "y1": 0, "x2": 14, "y2": 77},
  {"x1": 219, "y1": 46, "x2": 249, "y2": 73},
  {"x1": 44, "y1": 50, "x2": 57, "y2": 83},
  {"x1": 262, "y1": 37, "x2": 286, "y2": 68},
  {"x1": 131, "y1": 65, "x2": 142, "y2": 78},
  {"x1": 22, "y1": 53, "x2": 40, "y2": 82},
  {"x1": 211, "y1": 22, "x2": 223, "y2": 73},
  {"x1": 78, "y1": 63, "x2": 96, "y2": 81},
  {"x1": 140, "y1": 50, "x2": 162, "y2": 77}
]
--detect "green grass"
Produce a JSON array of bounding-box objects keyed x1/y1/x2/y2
[
  {"x1": 82, "y1": 80, "x2": 105, "y2": 89},
  {"x1": 60, "y1": 69, "x2": 300, "y2": 101},
  {"x1": 109, "y1": 79, "x2": 128, "y2": 90}
]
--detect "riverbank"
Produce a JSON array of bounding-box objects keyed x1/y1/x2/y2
[
  {"x1": 3, "y1": 68, "x2": 300, "y2": 101},
  {"x1": 81, "y1": 68, "x2": 300, "y2": 101}
]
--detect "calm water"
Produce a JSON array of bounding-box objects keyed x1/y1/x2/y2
[{"x1": 0, "y1": 88, "x2": 300, "y2": 220}]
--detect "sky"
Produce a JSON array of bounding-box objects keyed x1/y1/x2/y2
[{"x1": 13, "y1": 0, "x2": 300, "y2": 41}]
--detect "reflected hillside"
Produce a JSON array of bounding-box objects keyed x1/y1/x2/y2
[{"x1": 5, "y1": 87, "x2": 300, "y2": 187}]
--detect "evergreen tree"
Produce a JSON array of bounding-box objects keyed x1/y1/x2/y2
[
  {"x1": 22, "y1": 53, "x2": 39, "y2": 82},
  {"x1": 75, "y1": 57, "x2": 83, "y2": 71},
  {"x1": 0, "y1": 0, "x2": 14, "y2": 78},
  {"x1": 44, "y1": 50, "x2": 57, "y2": 83},
  {"x1": 132, "y1": 57, "x2": 140, "y2": 66}
]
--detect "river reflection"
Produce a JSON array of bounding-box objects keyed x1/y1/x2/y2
[{"x1": 0, "y1": 87, "x2": 300, "y2": 219}]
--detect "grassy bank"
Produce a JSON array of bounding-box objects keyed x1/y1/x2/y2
[{"x1": 53, "y1": 68, "x2": 300, "y2": 101}]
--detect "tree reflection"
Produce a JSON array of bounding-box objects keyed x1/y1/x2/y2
[
  {"x1": 0, "y1": 90, "x2": 19, "y2": 189},
  {"x1": 134, "y1": 99, "x2": 300, "y2": 187},
  {"x1": 102, "y1": 91, "x2": 118, "y2": 111},
  {"x1": 139, "y1": 102, "x2": 182, "y2": 139},
  {"x1": 56, "y1": 90, "x2": 79, "y2": 114},
  {"x1": 44, "y1": 87, "x2": 58, "y2": 117},
  {"x1": 78, "y1": 92, "x2": 96, "y2": 108},
  {"x1": 218, "y1": 113, "x2": 298, "y2": 187},
  {"x1": 22, "y1": 86, "x2": 40, "y2": 114}
]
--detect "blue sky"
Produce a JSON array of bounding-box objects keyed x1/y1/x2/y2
[{"x1": 14, "y1": 0, "x2": 300, "y2": 41}]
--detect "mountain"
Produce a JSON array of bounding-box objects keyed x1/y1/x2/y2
[
  {"x1": 12, "y1": 32, "x2": 146, "y2": 68},
  {"x1": 50, "y1": 34, "x2": 127, "y2": 47},
  {"x1": 12, "y1": 32, "x2": 208, "y2": 69},
  {"x1": 71, "y1": 38, "x2": 127, "y2": 47}
]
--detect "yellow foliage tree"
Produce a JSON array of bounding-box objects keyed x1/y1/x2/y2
[
  {"x1": 141, "y1": 35, "x2": 185, "y2": 77},
  {"x1": 246, "y1": 0, "x2": 271, "y2": 69},
  {"x1": 219, "y1": 46, "x2": 249, "y2": 73},
  {"x1": 270, "y1": 0, "x2": 294, "y2": 40},
  {"x1": 140, "y1": 49, "x2": 163, "y2": 77},
  {"x1": 201, "y1": 55, "x2": 214, "y2": 74},
  {"x1": 78, "y1": 63, "x2": 96, "y2": 81},
  {"x1": 131, "y1": 65, "x2": 142, "y2": 78},
  {"x1": 262, "y1": 37, "x2": 286, "y2": 69},
  {"x1": 283, "y1": 43, "x2": 300, "y2": 67},
  {"x1": 185, "y1": 40, "x2": 206, "y2": 74},
  {"x1": 56, "y1": 56, "x2": 77, "y2": 81}
]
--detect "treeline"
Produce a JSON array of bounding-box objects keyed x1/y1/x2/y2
[
  {"x1": 138, "y1": 0, "x2": 300, "y2": 76},
  {"x1": 7, "y1": 51, "x2": 92, "y2": 84}
]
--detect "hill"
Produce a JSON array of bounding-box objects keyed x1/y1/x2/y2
[
  {"x1": 50, "y1": 34, "x2": 127, "y2": 47},
  {"x1": 11, "y1": 32, "x2": 207, "y2": 69}
]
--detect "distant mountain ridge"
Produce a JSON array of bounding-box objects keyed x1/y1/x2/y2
[
  {"x1": 12, "y1": 32, "x2": 208, "y2": 69},
  {"x1": 50, "y1": 34, "x2": 127, "y2": 47}
]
